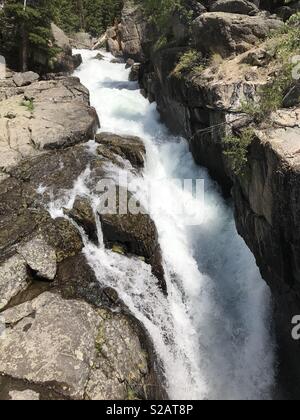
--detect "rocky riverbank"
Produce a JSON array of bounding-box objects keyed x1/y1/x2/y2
[{"x1": 0, "y1": 67, "x2": 166, "y2": 400}]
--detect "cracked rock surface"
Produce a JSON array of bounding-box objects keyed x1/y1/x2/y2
[
  {"x1": 0, "y1": 292, "x2": 152, "y2": 400},
  {"x1": 0, "y1": 71, "x2": 164, "y2": 400},
  {"x1": 0, "y1": 255, "x2": 29, "y2": 310},
  {"x1": 0, "y1": 76, "x2": 98, "y2": 172},
  {"x1": 17, "y1": 236, "x2": 57, "y2": 281}
]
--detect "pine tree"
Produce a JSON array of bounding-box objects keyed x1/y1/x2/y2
[
  {"x1": 0, "y1": 0, "x2": 125, "y2": 72},
  {"x1": 51, "y1": 0, "x2": 80, "y2": 34},
  {"x1": 51, "y1": 0, "x2": 124, "y2": 37},
  {"x1": 0, "y1": 0, "x2": 57, "y2": 72}
]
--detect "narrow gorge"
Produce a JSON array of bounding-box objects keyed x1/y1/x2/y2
[{"x1": 0, "y1": 0, "x2": 299, "y2": 401}]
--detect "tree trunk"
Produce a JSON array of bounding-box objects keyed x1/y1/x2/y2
[
  {"x1": 20, "y1": 22, "x2": 28, "y2": 72},
  {"x1": 77, "y1": 0, "x2": 85, "y2": 31}
]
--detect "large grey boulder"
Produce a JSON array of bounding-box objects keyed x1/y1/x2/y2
[
  {"x1": 53, "y1": 52, "x2": 83, "y2": 73},
  {"x1": 105, "y1": 25, "x2": 124, "y2": 57},
  {"x1": 64, "y1": 196, "x2": 98, "y2": 245},
  {"x1": 0, "y1": 235, "x2": 56, "y2": 309},
  {"x1": 13, "y1": 71, "x2": 39, "y2": 87},
  {"x1": 0, "y1": 76, "x2": 99, "y2": 171},
  {"x1": 95, "y1": 132, "x2": 146, "y2": 170},
  {"x1": 51, "y1": 23, "x2": 83, "y2": 72},
  {"x1": 17, "y1": 235, "x2": 57, "y2": 280},
  {"x1": 99, "y1": 187, "x2": 166, "y2": 292},
  {"x1": 0, "y1": 292, "x2": 152, "y2": 400},
  {"x1": 129, "y1": 63, "x2": 141, "y2": 82},
  {"x1": 70, "y1": 32, "x2": 94, "y2": 49},
  {"x1": 260, "y1": 0, "x2": 285, "y2": 11},
  {"x1": 107, "y1": 37, "x2": 123, "y2": 57},
  {"x1": 51, "y1": 23, "x2": 70, "y2": 51},
  {"x1": 192, "y1": 12, "x2": 283, "y2": 57},
  {"x1": 54, "y1": 253, "x2": 104, "y2": 306},
  {"x1": 277, "y1": 1, "x2": 300, "y2": 21}
]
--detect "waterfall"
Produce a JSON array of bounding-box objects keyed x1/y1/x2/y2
[{"x1": 49, "y1": 49, "x2": 276, "y2": 400}]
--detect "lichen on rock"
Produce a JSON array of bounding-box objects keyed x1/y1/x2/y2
[{"x1": 0, "y1": 292, "x2": 156, "y2": 400}]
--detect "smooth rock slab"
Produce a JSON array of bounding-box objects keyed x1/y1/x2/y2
[
  {"x1": 0, "y1": 292, "x2": 151, "y2": 400},
  {"x1": 51, "y1": 23, "x2": 70, "y2": 51},
  {"x1": 0, "y1": 77, "x2": 99, "y2": 171},
  {"x1": 0, "y1": 292, "x2": 100, "y2": 399},
  {"x1": 86, "y1": 309, "x2": 148, "y2": 400}
]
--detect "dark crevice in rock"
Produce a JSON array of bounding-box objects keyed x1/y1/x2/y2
[{"x1": 0, "y1": 279, "x2": 51, "y2": 314}]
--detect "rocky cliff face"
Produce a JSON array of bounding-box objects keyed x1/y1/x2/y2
[
  {"x1": 119, "y1": 0, "x2": 300, "y2": 394},
  {"x1": 233, "y1": 110, "x2": 300, "y2": 394}
]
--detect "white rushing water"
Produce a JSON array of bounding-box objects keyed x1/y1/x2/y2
[{"x1": 52, "y1": 49, "x2": 276, "y2": 400}]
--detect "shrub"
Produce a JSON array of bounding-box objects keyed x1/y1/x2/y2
[
  {"x1": 223, "y1": 128, "x2": 255, "y2": 176},
  {"x1": 21, "y1": 98, "x2": 35, "y2": 113},
  {"x1": 241, "y1": 13, "x2": 300, "y2": 121},
  {"x1": 139, "y1": 0, "x2": 188, "y2": 29},
  {"x1": 240, "y1": 67, "x2": 293, "y2": 120},
  {"x1": 173, "y1": 49, "x2": 203, "y2": 77},
  {"x1": 153, "y1": 35, "x2": 168, "y2": 52},
  {"x1": 138, "y1": 0, "x2": 194, "y2": 48},
  {"x1": 0, "y1": 0, "x2": 56, "y2": 72},
  {"x1": 192, "y1": 64, "x2": 206, "y2": 75}
]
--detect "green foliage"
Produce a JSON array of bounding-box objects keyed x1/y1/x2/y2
[
  {"x1": 173, "y1": 49, "x2": 203, "y2": 77},
  {"x1": 223, "y1": 128, "x2": 255, "y2": 176},
  {"x1": 126, "y1": 386, "x2": 138, "y2": 400},
  {"x1": 241, "y1": 67, "x2": 293, "y2": 120},
  {"x1": 21, "y1": 98, "x2": 35, "y2": 112},
  {"x1": 89, "y1": 0, "x2": 123, "y2": 36},
  {"x1": 0, "y1": 0, "x2": 124, "y2": 71},
  {"x1": 139, "y1": 0, "x2": 193, "y2": 36},
  {"x1": 154, "y1": 35, "x2": 168, "y2": 52},
  {"x1": 51, "y1": 0, "x2": 81, "y2": 34},
  {"x1": 241, "y1": 13, "x2": 300, "y2": 121},
  {"x1": 192, "y1": 64, "x2": 206, "y2": 74},
  {"x1": 140, "y1": 0, "x2": 180, "y2": 27},
  {"x1": 0, "y1": 0, "x2": 57, "y2": 71},
  {"x1": 270, "y1": 12, "x2": 300, "y2": 54},
  {"x1": 52, "y1": 0, "x2": 123, "y2": 37}
]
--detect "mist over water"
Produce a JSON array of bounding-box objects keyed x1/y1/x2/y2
[{"x1": 64, "y1": 50, "x2": 276, "y2": 399}]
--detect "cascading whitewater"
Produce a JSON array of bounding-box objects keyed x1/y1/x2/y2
[{"x1": 48, "y1": 49, "x2": 276, "y2": 400}]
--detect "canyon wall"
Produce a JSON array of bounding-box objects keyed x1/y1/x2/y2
[{"x1": 119, "y1": 0, "x2": 300, "y2": 395}]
